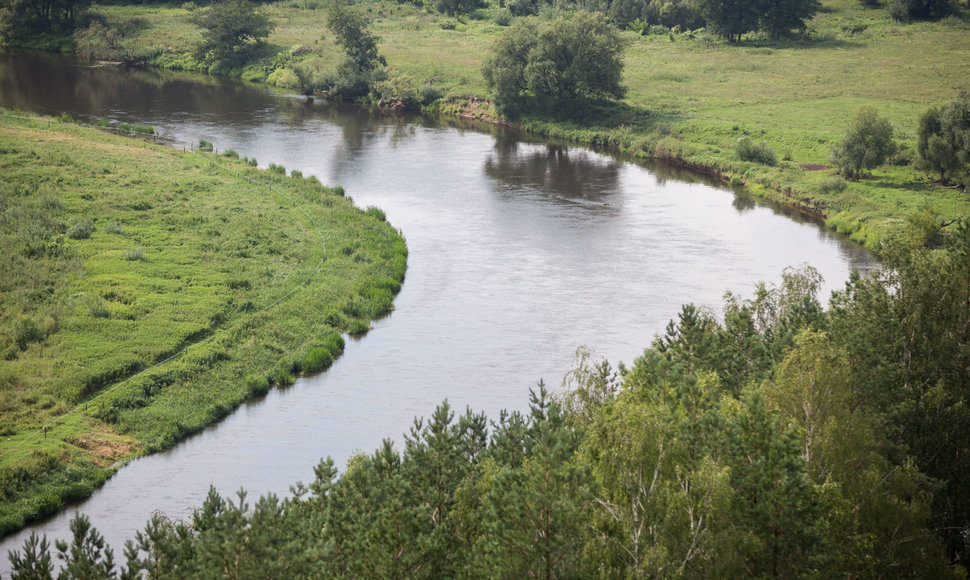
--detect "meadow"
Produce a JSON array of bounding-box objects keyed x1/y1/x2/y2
[
  {"x1": 0, "y1": 113, "x2": 407, "y2": 534},
  {"x1": 91, "y1": 0, "x2": 970, "y2": 249}
]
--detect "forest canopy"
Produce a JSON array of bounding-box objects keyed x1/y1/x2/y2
[{"x1": 10, "y1": 212, "x2": 970, "y2": 578}]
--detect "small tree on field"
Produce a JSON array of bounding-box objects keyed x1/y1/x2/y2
[
  {"x1": 482, "y1": 12, "x2": 625, "y2": 116},
  {"x1": 830, "y1": 106, "x2": 896, "y2": 179},
  {"x1": 190, "y1": 0, "x2": 274, "y2": 67},
  {"x1": 326, "y1": 0, "x2": 384, "y2": 73},
  {"x1": 917, "y1": 92, "x2": 970, "y2": 188},
  {"x1": 319, "y1": 0, "x2": 386, "y2": 100}
]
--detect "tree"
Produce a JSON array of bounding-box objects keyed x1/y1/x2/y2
[
  {"x1": 9, "y1": 532, "x2": 55, "y2": 580},
  {"x1": 54, "y1": 513, "x2": 117, "y2": 580},
  {"x1": 190, "y1": 0, "x2": 274, "y2": 67},
  {"x1": 698, "y1": 0, "x2": 818, "y2": 41},
  {"x1": 326, "y1": 0, "x2": 384, "y2": 73},
  {"x1": 433, "y1": 0, "x2": 485, "y2": 17},
  {"x1": 696, "y1": 0, "x2": 760, "y2": 42},
  {"x1": 917, "y1": 91, "x2": 970, "y2": 188},
  {"x1": 757, "y1": 0, "x2": 820, "y2": 37},
  {"x1": 456, "y1": 384, "x2": 594, "y2": 579},
  {"x1": 725, "y1": 392, "x2": 831, "y2": 577},
  {"x1": 482, "y1": 12, "x2": 625, "y2": 115},
  {"x1": 830, "y1": 105, "x2": 897, "y2": 179},
  {"x1": 0, "y1": 0, "x2": 91, "y2": 43},
  {"x1": 319, "y1": 0, "x2": 386, "y2": 100}
]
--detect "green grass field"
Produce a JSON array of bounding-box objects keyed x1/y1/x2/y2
[
  {"x1": 0, "y1": 113, "x2": 407, "y2": 535},
  {"x1": 88, "y1": 0, "x2": 970, "y2": 248}
]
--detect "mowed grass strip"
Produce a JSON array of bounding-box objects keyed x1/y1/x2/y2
[{"x1": 0, "y1": 113, "x2": 407, "y2": 535}]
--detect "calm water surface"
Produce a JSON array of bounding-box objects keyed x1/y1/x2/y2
[{"x1": 0, "y1": 50, "x2": 876, "y2": 570}]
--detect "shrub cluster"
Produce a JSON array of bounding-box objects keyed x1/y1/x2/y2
[{"x1": 735, "y1": 135, "x2": 777, "y2": 165}]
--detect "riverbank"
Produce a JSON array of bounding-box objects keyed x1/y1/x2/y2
[
  {"x1": 61, "y1": 0, "x2": 970, "y2": 251},
  {"x1": 0, "y1": 113, "x2": 407, "y2": 536}
]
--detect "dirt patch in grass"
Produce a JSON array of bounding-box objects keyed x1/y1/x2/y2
[{"x1": 64, "y1": 422, "x2": 141, "y2": 468}]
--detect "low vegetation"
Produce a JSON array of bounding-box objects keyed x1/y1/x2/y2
[{"x1": 0, "y1": 113, "x2": 407, "y2": 536}]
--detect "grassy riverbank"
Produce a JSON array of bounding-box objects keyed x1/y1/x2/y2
[
  {"x1": 0, "y1": 113, "x2": 407, "y2": 536},
  {"x1": 79, "y1": 0, "x2": 970, "y2": 250}
]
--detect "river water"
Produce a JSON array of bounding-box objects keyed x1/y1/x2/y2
[{"x1": 0, "y1": 50, "x2": 876, "y2": 571}]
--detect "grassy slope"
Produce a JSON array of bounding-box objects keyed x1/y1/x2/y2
[
  {"x1": 98, "y1": 0, "x2": 970, "y2": 249},
  {"x1": 0, "y1": 114, "x2": 407, "y2": 535}
]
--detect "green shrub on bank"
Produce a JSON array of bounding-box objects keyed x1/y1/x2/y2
[{"x1": 736, "y1": 135, "x2": 777, "y2": 166}]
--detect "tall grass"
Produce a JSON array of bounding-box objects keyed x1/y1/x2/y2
[{"x1": 0, "y1": 114, "x2": 407, "y2": 535}]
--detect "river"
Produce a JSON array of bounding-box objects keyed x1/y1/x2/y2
[{"x1": 0, "y1": 49, "x2": 876, "y2": 572}]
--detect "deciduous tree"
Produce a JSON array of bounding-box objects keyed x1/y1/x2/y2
[
  {"x1": 190, "y1": 0, "x2": 274, "y2": 67},
  {"x1": 830, "y1": 105, "x2": 897, "y2": 179},
  {"x1": 482, "y1": 12, "x2": 625, "y2": 115}
]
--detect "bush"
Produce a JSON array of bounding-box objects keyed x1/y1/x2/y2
[
  {"x1": 889, "y1": 0, "x2": 954, "y2": 20},
  {"x1": 67, "y1": 218, "x2": 95, "y2": 240},
  {"x1": 736, "y1": 135, "x2": 778, "y2": 165},
  {"x1": 222, "y1": 149, "x2": 239, "y2": 159},
  {"x1": 420, "y1": 84, "x2": 443, "y2": 106},
  {"x1": 198, "y1": 139, "x2": 213, "y2": 151},
  {"x1": 124, "y1": 247, "x2": 145, "y2": 261},
  {"x1": 830, "y1": 106, "x2": 896, "y2": 178},
  {"x1": 319, "y1": 61, "x2": 378, "y2": 101},
  {"x1": 917, "y1": 91, "x2": 970, "y2": 187},
  {"x1": 268, "y1": 163, "x2": 286, "y2": 175},
  {"x1": 483, "y1": 12, "x2": 625, "y2": 115},
  {"x1": 374, "y1": 71, "x2": 421, "y2": 112}
]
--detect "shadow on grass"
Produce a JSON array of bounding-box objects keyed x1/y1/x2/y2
[
  {"x1": 511, "y1": 97, "x2": 686, "y2": 133},
  {"x1": 863, "y1": 176, "x2": 939, "y2": 195}
]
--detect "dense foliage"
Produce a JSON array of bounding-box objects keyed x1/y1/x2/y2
[
  {"x1": 696, "y1": 0, "x2": 820, "y2": 41},
  {"x1": 10, "y1": 209, "x2": 970, "y2": 578},
  {"x1": 918, "y1": 91, "x2": 970, "y2": 188},
  {"x1": 830, "y1": 106, "x2": 897, "y2": 179},
  {"x1": 888, "y1": 0, "x2": 956, "y2": 21},
  {"x1": 317, "y1": 0, "x2": 387, "y2": 100},
  {"x1": 190, "y1": 0, "x2": 274, "y2": 68},
  {"x1": 0, "y1": 0, "x2": 90, "y2": 44},
  {"x1": 482, "y1": 11, "x2": 625, "y2": 116}
]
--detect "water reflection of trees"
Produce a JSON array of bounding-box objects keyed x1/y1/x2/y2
[
  {"x1": 0, "y1": 51, "x2": 289, "y2": 137},
  {"x1": 484, "y1": 134, "x2": 622, "y2": 203}
]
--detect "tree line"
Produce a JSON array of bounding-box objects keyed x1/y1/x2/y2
[{"x1": 8, "y1": 210, "x2": 970, "y2": 578}]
